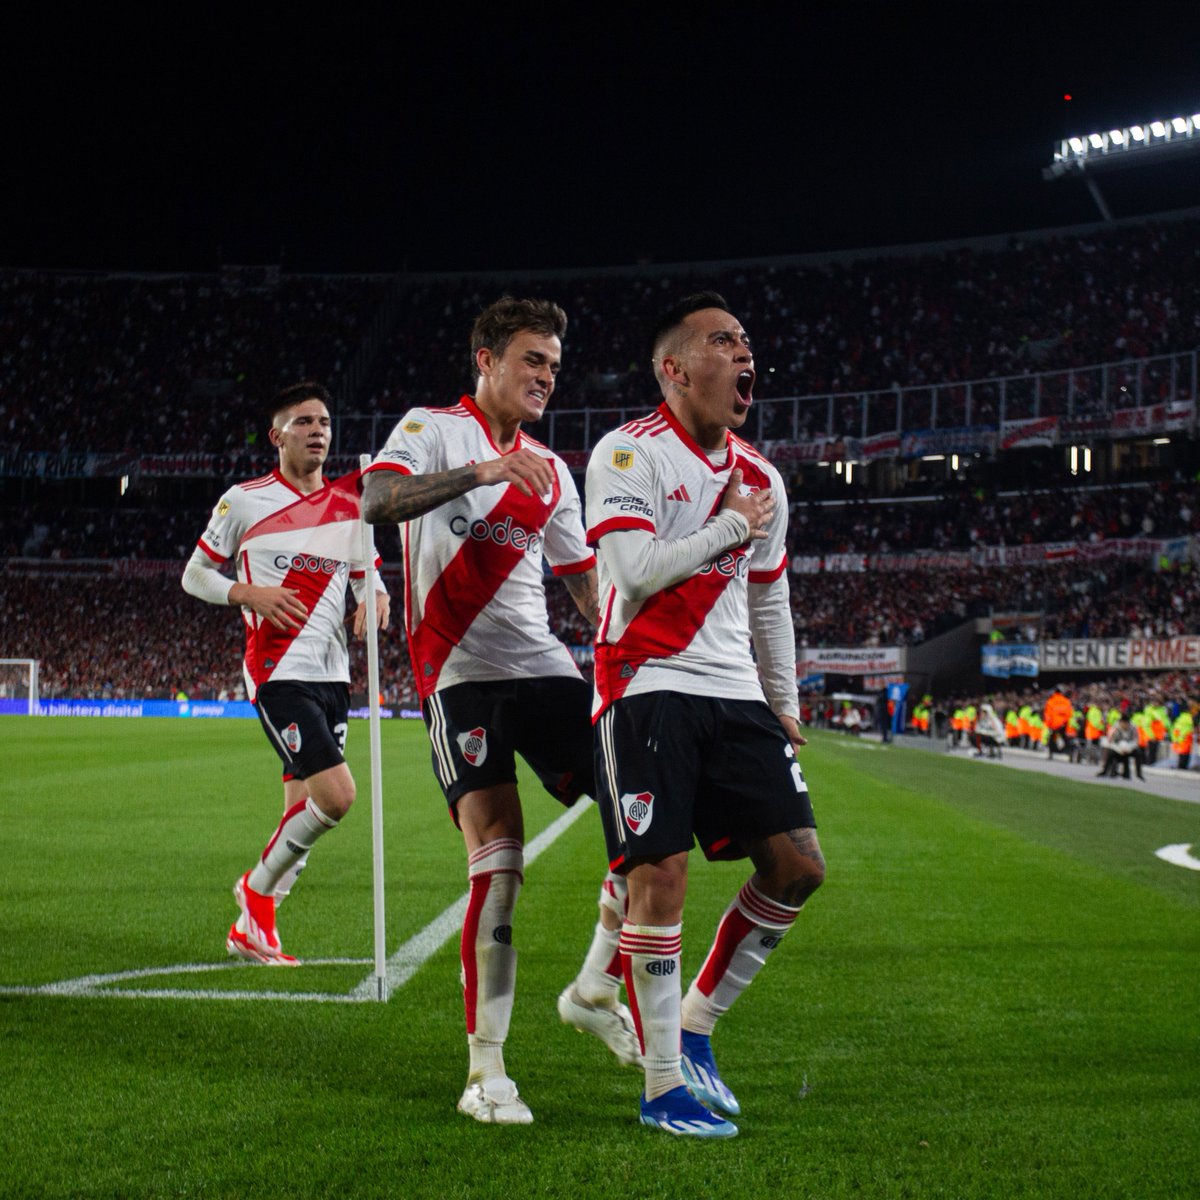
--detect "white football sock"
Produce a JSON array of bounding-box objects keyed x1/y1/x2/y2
[
  {"x1": 248, "y1": 797, "x2": 338, "y2": 896},
  {"x1": 682, "y1": 879, "x2": 801, "y2": 1037},
  {"x1": 573, "y1": 872, "x2": 628, "y2": 1005},
  {"x1": 463, "y1": 838, "x2": 523, "y2": 1083},
  {"x1": 621, "y1": 922, "x2": 683, "y2": 1101}
]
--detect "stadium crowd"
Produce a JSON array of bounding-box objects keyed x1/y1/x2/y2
[
  {"x1": 0, "y1": 272, "x2": 387, "y2": 454},
  {"x1": 2, "y1": 217, "x2": 1199, "y2": 460},
  {"x1": 790, "y1": 479, "x2": 1200, "y2": 556},
  {"x1": 2, "y1": 216, "x2": 1198, "y2": 705}
]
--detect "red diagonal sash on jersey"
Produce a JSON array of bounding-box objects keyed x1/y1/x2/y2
[
  {"x1": 238, "y1": 469, "x2": 367, "y2": 566},
  {"x1": 236, "y1": 469, "x2": 365, "y2": 692},
  {"x1": 245, "y1": 553, "x2": 347, "y2": 691},
  {"x1": 594, "y1": 450, "x2": 769, "y2": 716},
  {"x1": 593, "y1": 548, "x2": 747, "y2": 713},
  {"x1": 408, "y1": 477, "x2": 559, "y2": 700}
]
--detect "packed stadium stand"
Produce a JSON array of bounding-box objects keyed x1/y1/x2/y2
[{"x1": 2, "y1": 213, "x2": 1197, "y2": 718}]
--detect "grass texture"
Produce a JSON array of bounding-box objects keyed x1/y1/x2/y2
[{"x1": 1, "y1": 718, "x2": 1197, "y2": 1198}]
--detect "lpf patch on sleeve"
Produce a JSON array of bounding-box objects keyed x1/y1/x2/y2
[
  {"x1": 218, "y1": 500, "x2": 231, "y2": 516},
  {"x1": 403, "y1": 419, "x2": 425, "y2": 433},
  {"x1": 612, "y1": 446, "x2": 635, "y2": 470}
]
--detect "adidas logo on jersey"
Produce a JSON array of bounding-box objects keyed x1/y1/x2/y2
[{"x1": 666, "y1": 484, "x2": 692, "y2": 502}]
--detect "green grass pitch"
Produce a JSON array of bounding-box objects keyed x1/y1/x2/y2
[{"x1": 2, "y1": 717, "x2": 1198, "y2": 1198}]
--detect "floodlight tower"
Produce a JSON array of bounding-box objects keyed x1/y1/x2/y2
[{"x1": 1043, "y1": 111, "x2": 1200, "y2": 221}]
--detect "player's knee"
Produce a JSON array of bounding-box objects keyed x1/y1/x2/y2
[
  {"x1": 309, "y1": 769, "x2": 355, "y2": 820},
  {"x1": 783, "y1": 831, "x2": 825, "y2": 905}
]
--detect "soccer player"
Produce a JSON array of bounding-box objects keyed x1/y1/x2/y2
[
  {"x1": 182, "y1": 381, "x2": 390, "y2": 964},
  {"x1": 586, "y1": 292, "x2": 825, "y2": 1138},
  {"x1": 362, "y1": 296, "x2": 638, "y2": 1126}
]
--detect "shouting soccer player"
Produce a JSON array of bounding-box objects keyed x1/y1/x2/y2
[
  {"x1": 182, "y1": 381, "x2": 389, "y2": 964},
  {"x1": 363, "y1": 297, "x2": 638, "y2": 1126},
  {"x1": 586, "y1": 293, "x2": 825, "y2": 1138}
]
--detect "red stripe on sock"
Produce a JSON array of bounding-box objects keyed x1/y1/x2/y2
[
  {"x1": 694, "y1": 905, "x2": 757, "y2": 998},
  {"x1": 460, "y1": 872, "x2": 492, "y2": 1036},
  {"x1": 620, "y1": 954, "x2": 646, "y2": 1055},
  {"x1": 260, "y1": 798, "x2": 309, "y2": 862}
]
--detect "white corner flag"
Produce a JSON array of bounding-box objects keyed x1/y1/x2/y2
[{"x1": 237, "y1": 464, "x2": 390, "y2": 1002}]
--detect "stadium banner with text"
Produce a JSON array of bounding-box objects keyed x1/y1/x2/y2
[
  {"x1": 788, "y1": 536, "x2": 1192, "y2": 576},
  {"x1": 981, "y1": 643, "x2": 1040, "y2": 678},
  {"x1": 899, "y1": 426, "x2": 998, "y2": 458},
  {"x1": 1000, "y1": 416, "x2": 1058, "y2": 450},
  {"x1": 2, "y1": 698, "x2": 416, "y2": 719},
  {"x1": 1039, "y1": 636, "x2": 1200, "y2": 673},
  {"x1": 798, "y1": 647, "x2": 904, "y2": 676}
]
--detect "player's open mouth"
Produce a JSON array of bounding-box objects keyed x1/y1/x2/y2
[{"x1": 735, "y1": 370, "x2": 755, "y2": 405}]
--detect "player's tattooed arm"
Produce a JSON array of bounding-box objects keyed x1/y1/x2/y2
[
  {"x1": 363, "y1": 451, "x2": 555, "y2": 524},
  {"x1": 562, "y1": 567, "x2": 600, "y2": 628},
  {"x1": 363, "y1": 466, "x2": 481, "y2": 524}
]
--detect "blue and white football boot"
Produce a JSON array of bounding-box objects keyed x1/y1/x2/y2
[
  {"x1": 680, "y1": 1030, "x2": 741, "y2": 1117},
  {"x1": 639, "y1": 1085, "x2": 737, "y2": 1138}
]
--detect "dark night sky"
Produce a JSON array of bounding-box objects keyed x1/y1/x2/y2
[{"x1": 4, "y1": 4, "x2": 1199, "y2": 275}]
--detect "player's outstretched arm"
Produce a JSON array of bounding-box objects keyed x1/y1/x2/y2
[{"x1": 363, "y1": 449, "x2": 555, "y2": 525}]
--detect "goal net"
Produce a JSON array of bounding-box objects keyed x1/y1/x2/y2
[{"x1": 0, "y1": 659, "x2": 39, "y2": 714}]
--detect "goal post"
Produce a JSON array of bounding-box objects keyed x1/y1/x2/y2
[{"x1": 0, "y1": 659, "x2": 40, "y2": 714}]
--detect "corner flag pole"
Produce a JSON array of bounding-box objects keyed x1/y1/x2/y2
[{"x1": 359, "y1": 454, "x2": 388, "y2": 1002}]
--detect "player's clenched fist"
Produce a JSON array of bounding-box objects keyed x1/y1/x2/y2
[
  {"x1": 474, "y1": 448, "x2": 555, "y2": 499},
  {"x1": 720, "y1": 467, "x2": 774, "y2": 540}
]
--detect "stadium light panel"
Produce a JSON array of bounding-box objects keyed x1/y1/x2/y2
[{"x1": 1043, "y1": 110, "x2": 1200, "y2": 188}]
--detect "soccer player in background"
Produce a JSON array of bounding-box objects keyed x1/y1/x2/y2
[
  {"x1": 362, "y1": 297, "x2": 639, "y2": 1126},
  {"x1": 182, "y1": 381, "x2": 390, "y2": 964},
  {"x1": 586, "y1": 292, "x2": 825, "y2": 1138}
]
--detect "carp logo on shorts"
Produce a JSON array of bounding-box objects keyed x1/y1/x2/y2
[
  {"x1": 283, "y1": 723, "x2": 302, "y2": 753},
  {"x1": 619, "y1": 791, "x2": 654, "y2": 835},
  {"x1": 457, "y1": 727, "x2": 488, "y2": 766}
]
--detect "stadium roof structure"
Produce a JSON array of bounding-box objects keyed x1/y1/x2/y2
[{"x1": 1044, "y1": 111, "x2": 1200, "y2": 220}]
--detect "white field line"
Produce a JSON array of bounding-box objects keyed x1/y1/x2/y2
[
  {"x1": 0, "y1": 798, "x2": 596, "y2": 1005},
  {"x1": 1154, "y1": 843, "x2": 1200, "y2": 871},
  {"x1": 351, "y1": 796, "x2": 594, "y2": 999}
]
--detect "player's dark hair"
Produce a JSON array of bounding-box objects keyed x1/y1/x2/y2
[
  {"x1": 650, "y1": 291, "x2": 731, "y2": 362},
  {"x1": 469, "y1": 297, "x2": 567, "y2": 382},
  {"x1": 268, "y1": 381, "x2": 333, "y2": 427}
]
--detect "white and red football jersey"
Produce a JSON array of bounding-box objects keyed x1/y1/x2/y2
[
  {"x1": 196, "y1": 469, "x2": 371, "y2": 700},
  {"x1": 585, "y1": 402, "x2": 789, "y2": 717},
  {"x1": 365, "y1": 395, "x2": 595, "y2": 700}
]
